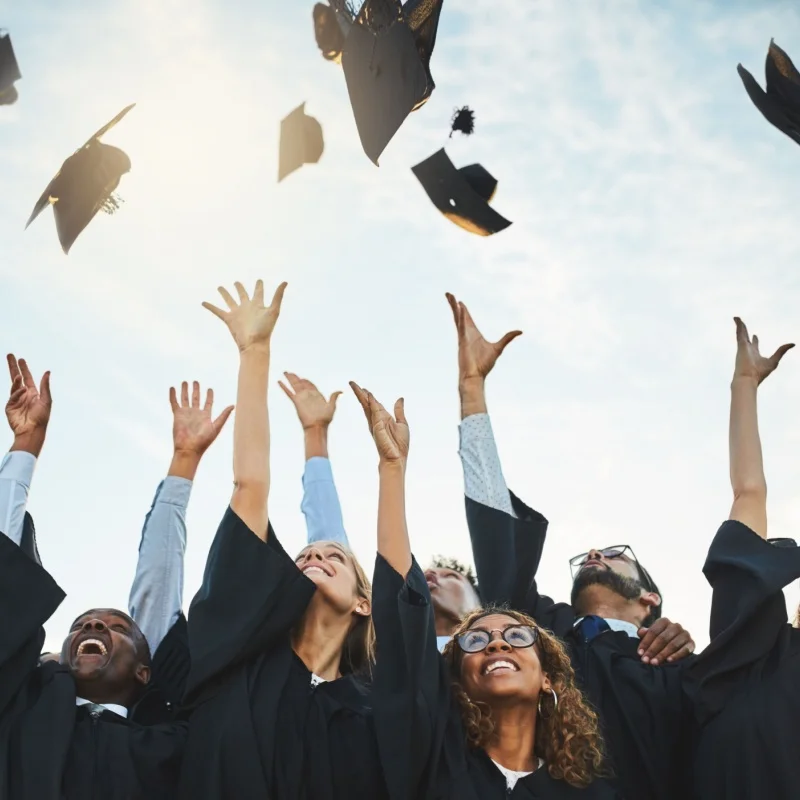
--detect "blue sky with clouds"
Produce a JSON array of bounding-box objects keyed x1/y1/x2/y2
[{"x1": 2, "y1": 0, "x2": 800, "y2": 651}]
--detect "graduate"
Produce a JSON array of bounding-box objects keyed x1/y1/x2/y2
[
  {"x1": 685, "y1": 317, "x2": 800, "y2": 799},
  {"x1": 179, "y1": 280, "x2": 387, "y2": 800},
  {"x1": 353, "y1": 384, "x2": 620, "y2": 798},
  {"x1": 445, "y1": 293, "x2": 697, "y2": 800},
  {"x1": 0, "y1": 355, "x2": 187, "y2": 799}
]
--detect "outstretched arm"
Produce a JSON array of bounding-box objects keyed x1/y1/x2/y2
[
  {"x1": 203, "y1": 280, "x2": 287, "y2": 539},
  {"x1": 728, "y1": 317, "x2": 794, "y2": 538},
  {"x1": 279, "y1": 372, "x2": 348, "y2": 545},
  {"x1": 129, "y1": 381, "x2": 233, "y2": 655},
  {"x1": 0, "y1": 355, "x2": 51, "y2": 545}
]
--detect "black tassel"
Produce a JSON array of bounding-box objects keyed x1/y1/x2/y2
[{"x1": 449, "y1": 106, "x2": 475, "y2": 137}]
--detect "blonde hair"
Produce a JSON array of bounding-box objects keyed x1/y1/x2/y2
[
  {"x1": 443, "y1": 606, "x2": 607, "y2": 788},
  {"x1": 340, "y1": 552, "x2": 375, "y2": 675}
]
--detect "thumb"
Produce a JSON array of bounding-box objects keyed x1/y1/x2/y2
[
  {"x1": 497, "y1": 330, "x2": 522, "y2": 353},
  {"x1": 329, "y1": 390, "x2": 343, "y2": 410},
  {"x1": 213, "y1": 405, "x2": 235, "y2": 432},
  {"x1": 771, "y1": 342, "x2": 795, "y2": 365},
  {"x1": 394, "y1": 397, "x2": 407, "y2": 425},
  {"x1": 39, "y1": 371, "x2": 52, "y2": 405}
]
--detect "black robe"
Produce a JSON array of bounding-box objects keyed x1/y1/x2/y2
[
  {"x1": 465, "y1": 493, "x2": 694, "y2": 800},
  {"x1": 0, "y1": 531, "x2": 188, "y2": 800},
  {"x1": 684, "y1": 520, "x2": 800, "y2": 799},
  {"x1": 178, "y1": 507, "x2": 389, "y2": 800},
  {"x1": 372, "y1": 553, "x2": 621, "y2": 799}
]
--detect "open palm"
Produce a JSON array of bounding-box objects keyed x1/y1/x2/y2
[
  {"x1": 5, "y1": 354, "x2": 51, "y2": 437},
  {"x1": 733, "y1": 317, "x2": 794, "y2": 385},
  {"x1": 446, "y1": 293, "x2": 521, "y2": 381},
  {"x1": 170, "y1": 381, "x2": 233, "y2": 456},
  {"x1": 278, "y1": 372, "x2": 341, "y2": 429},
  {"x1": 350, "y1": 382, "x2": 409, "y2": 463}
]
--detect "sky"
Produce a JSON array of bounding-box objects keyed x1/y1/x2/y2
[{"x1": 1, "y1": 0, "x2": 800, "y2": 652}]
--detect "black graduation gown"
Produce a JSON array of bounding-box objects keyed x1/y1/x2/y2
[
  {"x1": 179, "y1": 507, "x2": 389, "y2": 800},
  {"x1": 0, "y1": 531, "x2": 188, "y2": 800},
  {"x1": 371, "y1": 553, "x2": 621, "y2": 800},
  {"x1": 684, "y1": 520, "x2": 800, "y2": 799},
  {"x1": 465, "y1": 494, "x2": 694, "y2": 800}
]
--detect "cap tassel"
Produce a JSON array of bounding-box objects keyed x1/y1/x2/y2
[{"x1": 449, "y1": 106, "x2": 475, "y2": 138}]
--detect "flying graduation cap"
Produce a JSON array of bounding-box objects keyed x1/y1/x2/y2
[
  {"x1": 412, "y1": 148, "x2": 512, "y2": 237},
  {"x1": 342, "y1": 0, "x2": 443, "y2": 165},
  {"x1": 450, "y1": 106, "x2": 475, "y2": 137},
  {"x1": 738, "y1": 40, "x2": 800, "y2": 148},
  {"x1": 278, "y1": 102, "x2": 324, "y2": 182},
  {"x1": 313, "y1": 1, "x2": 354, "y2": 63},
  {"x1": 0, "y1": 31, "x2": 21, "y2": 106},
  {"x1": 26, "y1": 104, "x2": 135, "y2": 254}
]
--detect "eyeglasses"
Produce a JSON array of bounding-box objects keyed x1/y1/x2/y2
[
  {"x1": 768, "y1": 537, "x2": 798, "y2": 548},
  {"x1": 456, "y1": 624, "x2": 539, "y2": 654},
  {"x1": 569, "y1": 545, "x2": 636, "y2": 579}
]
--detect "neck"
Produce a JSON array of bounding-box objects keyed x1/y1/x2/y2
[
  {"x1": 291, "y1": 594, "x2": 352, "y2": 681},
  {"x1": 434, "y1": 610, "x2": 459, "y2": 637},
  {"x1": 578, "y1": 586, "x2": 646, "y2": 628},
  {"x1": 74, "y1": 682, "x2": 132, "y2": 709},
  {"x1": 483, "y1": 700, "x2": 539, "y2": 773}
]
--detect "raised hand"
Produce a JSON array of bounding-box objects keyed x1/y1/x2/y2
[
  {"x1": 446, "y1": 292, "x2": 521, "y2": 383},
  {"x1": 203, "y1": 280, "x2": 287, "y2": 352},
  {"x1": 5, "y1": 354, "x2": 52, "y2": 445},
  {"x1": 349, "y1": 382, "x2": 409, "y2": 464},
  {"x1": 278, "y1": 372, "x2": 342, "y2": 430},
  {"x1": 733, "y1": 317, "x2": 794, "y2": 385},
  {"x1": 170, "y1": 381, "x2": 234, "y2": 457}
]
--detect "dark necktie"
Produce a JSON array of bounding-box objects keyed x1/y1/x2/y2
[
  {"x1": 82, "y1": 702, "x2": 105, "y2": 719},
  {"x1": 579, "y1": 615, "x2": 610, "y2": 642}
]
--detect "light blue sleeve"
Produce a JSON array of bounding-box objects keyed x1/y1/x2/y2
[
  {"x1": 128, "y1": 477, "x2": 191, "y2": 656},
  {"x1": 301, "y1": 456, "x2": 349, "y2": 547},
  {"x1": 458, "y1": 413, "x2": 516, "y2": 517},
  {"x1": 0, "y1": 451, "x2": 36, "y2": 546}
]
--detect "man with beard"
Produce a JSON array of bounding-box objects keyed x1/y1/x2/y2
[
  {"x1": 0, "y1": 354, "x2": 187, "y2": 799},
  {"x1": 445, "y1": 294, "x2": 697, "y2": 800}
]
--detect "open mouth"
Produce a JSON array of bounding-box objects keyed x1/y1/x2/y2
[
  {"x1": 73, "y1": 636, "x2": 111, "y2": 665},
  {"x1": 581, "y1": 560, "x2": 606, "y2": 571},
  {"x1": 482, "y1": 659, "x2": 520, "y2": 676},
  {"x1": 302, "y1": 564, "x2": 332, "y2": 578}
]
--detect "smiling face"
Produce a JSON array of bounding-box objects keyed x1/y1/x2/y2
[
  {"x1": 295, "y1": 542, "x2": 370, "y2": 618},
  {"x1": 425, "y1": 565, "x2": 481, "y2": 633},
  {"x1": 458, "y1": 613, "x2": 550, "y2": 708},
  {"x1": 59, "y1": 608, "x2": 151, "y2": 706}
]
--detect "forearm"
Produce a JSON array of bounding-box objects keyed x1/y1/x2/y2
[
  {"x1": 377, "y1": 461, "x2": 411, "y2": 576},
  {"x1": 168, "y1": 450, "x2": 202, "y2": 481},
  {"x1": 729, "y1": 376, "x2": 767, "y2": 537},
  {"x1": 304, "y1": 425, "x2": 329, "y2": 460},
  {"x1": 0, "y1": 449, "x2": 36, "y2": 545},
  {"x1": 9, "y1": 430, "x2": 46, "y2": 459},
  {"x1": 459, "y1": 376, "x2": 487, "y2": 419},
  {"x1": 231, "y1": 345, "x2": 271, "y2": 539}
]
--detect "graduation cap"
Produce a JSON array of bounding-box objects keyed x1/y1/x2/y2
[
  {"x1": 278, "y1": 102, "x2": 324, "y2": 182},
  {"x1": 0, "y1": 31, "x2": 21, "y2": 106},
  {"x1": 412, "y1": 148, "x2": 512, "y2": 237},
  {"x1": 342, "y1": 0, "x2": 443, "y2": 164},
  {"x1": 25, "y1": 104, "x2": 135, "y2": 254},
  {"x1": 738, "y1": 40, "x2": 800, "y2": 147},
  {"x1": 450, "y1": 106, "x2": 475, "y2": 137},
  {"x1": 313, "y1": 1, "x2": 354, "y2": 63}
]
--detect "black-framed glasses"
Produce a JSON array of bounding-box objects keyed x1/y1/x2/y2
[
  {"x1": 456, "y1": 624, "x2": 539, "y2": 654},
  {"x1": 569, "y1": 545, "x2": 636, "y2": 579},
  {"x1": 768, "y1": 537, "x2": 798, "y2": 548}
]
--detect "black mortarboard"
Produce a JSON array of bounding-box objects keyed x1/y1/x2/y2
[
  {"x1": 450, "y1": 106, "x2": 475, "y2": 137},
  {"x1": 278, "y1": 102, "x2": 324, "y2": 182},
  {"x1": 738, "y1": 40, "x2": 800, "y2": 147},
  {"x1": 313, "y1": 1, "x2": 354, "y2": 63},
  {"x1": 25, "y1": 103, "x2": 135, "y2": 254},
  {"x1": 412, "y1": 148, "x2": 512, "y2": 236},
  {"x1": 0, "y1": 31, "x2": 21, "y2": 106},
  {"x1": 342, "y1": 0, "x2": 443, "y2": 164}
]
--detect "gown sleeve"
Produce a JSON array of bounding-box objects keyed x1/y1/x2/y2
[
  {"x1": 686, "y1": 519, "x2": 800, "y2": 722},
  {"x1": 183, "y1": 507, "x2": 316, "y2": 703},
  {"x1": 465, "y1": 493, "x2": 575, "y2": 636},
  {"x1": 0, "y1": 530, "x2": 65, "y2": 715},
  {"x1": 371, "y1": 553, "x2": 451, "y2": 800}
]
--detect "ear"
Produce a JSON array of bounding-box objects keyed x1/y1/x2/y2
[
  {"x1": 640, "y1": 591, "x2": 661, "y2": 611},
  {"x1": 541, "y1": 672, "x2": 552, "y2": 693},
  {"x1": 134, "y1": 664, "x2": 151, "y2": 687},
  {"x1": 353, "y1": 597, "x2": 372, "y2": 617}
]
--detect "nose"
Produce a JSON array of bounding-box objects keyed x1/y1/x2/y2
[
  {"x1": 484, "y1": 632, "x2": 512, "y2": 654},
  {"x1": 82, "y1": 619, "x2": 107, "y2": 633},
  {"x1": 586, "y1": 548, "x2": 605, "y2": 562},
  {"x1": 424, "y1": 569, "x2": 437, "y2": 581},
  {"x1": 303, "y1": 548, "x2": 324, "y2": 563}
]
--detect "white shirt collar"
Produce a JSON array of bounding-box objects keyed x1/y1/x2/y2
[
  {"x1": 574, "y1": 616, "x2": 639, "y2": 639},
  {"x1": 75, "y1": 697, "x2": 128, "y2": 718}
]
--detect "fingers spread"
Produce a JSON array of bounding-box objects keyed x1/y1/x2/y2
[
  {"x1": 6, "y1": 353, "x2": 19, "y2": 382},
  {"x1": 734, "y1": 316, "x2": 749, "y2": 343},
  {"x1": 253, "y1": 279, "x2": 265, "y2": 305},
  {"x1": 202, "y1": 301, "x2": 228, "y2": 321},
  {"x1": 169, "y1": 386, "x2": 179, "y2": 412},
  {"x1": 233, "y1": 282, "x2": 249, "y2": 304},
  {"x1": 497, "y1": 330, "x2": 523, "y2": 352},
  {"x1": 271, "y1": 281, "x2": 288, "y2": 312},
  {"x1": 192, "y1": 381, "x2": 201, "y2": 408},
  {"x1": 181, "y1": 381, "x2": 189, "y2": 407},
  {"x1": 213, "y1": 405, "x2": 235, "y2": 432},
  {"x1": 18, "y1": 358, "x2": 35, "y2": 389},
  {"x1": 277, "y1": 380, "x2": 294, "y2": 399},
  {"x1": 772, "y1": 342, "x2": 795, "y2": 366},
  {"x1": 204, "y1": 388, "x2": 214, "y2": 411},
  {"x1": 217, "y1": 286, "x2": 238, "y2": 310}
]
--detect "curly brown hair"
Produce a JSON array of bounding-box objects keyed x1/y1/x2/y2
[{"x1": 442, "y1": 606, "x2": 607, "y2": 788}]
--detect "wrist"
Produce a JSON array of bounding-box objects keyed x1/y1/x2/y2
[
  {"x1": 303, "y1": 424, "x2": 329, "y2": 459},
  {"x1": 378, "y1": 459, "x2": 406, "y2": 477},
  {"x1": 169, "y1": 449, "x2": 202, "y2": 480},
  {"x1": 239, "y1": 342, "x2": 271, "y2": 358},
  {"x1": 731, "y1": 375, "x2": 759, "y2": 390},
  {"x1": 10, "y1": 430, "x2": 46, "y2": 458},
  {"x1": 459, "y1": 377, "x2": 487, "y2": 418}
]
